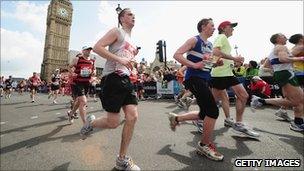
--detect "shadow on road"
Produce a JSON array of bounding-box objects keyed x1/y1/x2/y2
[
  {"x1": 15, "y1": 103, "x2": 45, "y2": 108},
  {"x1": 1, "y1": 116, "x2": 67, "y2": 135},
  {"x1": 43, "y1": 107, "x2": 69, "y2": 112},
  {"x1": 254, "y1": 127, "x2": 304, "y2": 156},
  {"x1": 0, "y1": 123, "x2": 81, "y2": 155},
  {"x1": 52, "y1": 162, "x2": 70, "y2": 171},
  {"x1": 157, "y1": 126, "x2": 260, "y2": 170},
  {"x1": 1, "y1": 101, "x2": 28, "y2": 106}
]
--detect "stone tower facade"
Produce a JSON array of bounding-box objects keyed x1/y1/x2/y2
[{"x1": 40, "y1": 0, "x2": 73, "y2": 81}]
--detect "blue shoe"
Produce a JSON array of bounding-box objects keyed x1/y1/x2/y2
[{"x1": 290, "y1": 122, "x2": 304, "y2": 132}]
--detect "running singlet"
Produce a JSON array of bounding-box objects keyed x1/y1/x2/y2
[
  {"x1": 103, "y1": 28, "x2": 137, "y2": 76},
  {"x1": 74, "y1": 57, "x2": 95, "y2": 83},
  {"x1": 268, "y1": 48, "x2": 294, "y2": 73},
  {"x1": 51, "y1": 74, "x2": 61, "y2": 85},
  {"x1": 29, "y1": 76, "x2": 40, "y2": 86},
  {"x1": 293, "y1": 47, "x2": 304, "y2": 74},
  {"x1": 184, "y1": 35, "x2": 213, "y2": 81}
]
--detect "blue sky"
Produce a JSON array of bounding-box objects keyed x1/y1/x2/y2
[{"x1": 1, "y1": 1, "x2": 303, "y2": 78}]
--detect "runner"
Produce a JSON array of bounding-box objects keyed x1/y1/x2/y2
[
  {"x1": 79, "y1": 8, "x2": 141, "y2": 170},
  {"x1": 89, "y1": 75, "x2": 98, "y2": 102},
  {"x1": 251, "y1": 33, "x2": 304, "y2": 132},
  {"x1": 48, "y1": 69, "x2": 61, "y2": 104},
  {"x1": 209, "y1": 20, "x2": 259, "y2": 138},
  {"x1": 168, "y1": 18, "x2": 224, "y2": 161},
  {"x1": 289, "y1": 33, "x2": 304, "y2": 88},
  {"x1": 4, "y1": 76, "x2": 13, "y2": 99},
  {"x1": 0, "y1": 76, "x2": 4, "y2": 97},
  {"x1": 18, "y1": 79, "x2": 27, "y2": 95},
  {"x1": 67, "y1": 46, "x2": 95, "y2": 125},
  {"x1": 28, "y1": 72, "x2": 41, "y2": 103}
]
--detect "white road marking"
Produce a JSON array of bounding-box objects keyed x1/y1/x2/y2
[
  {"x1": 0, "y1": 122, "x2": 6, "y2": 125},
  {"x1": 30, "y1": 116, "x2": 38, "y2": 119},
  {"x1": 56, "y1": 112, "x2": 61, "y2": 115},
  {"x1": 90, "y1": 107, "x2": 94, "y2": 109},
  {"x1": 0, "y1": 134, "x2": 4, "y2": 137}
]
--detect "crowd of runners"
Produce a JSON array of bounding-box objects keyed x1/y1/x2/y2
[{"x1": 1, "y1": 7, "x2": 303, "y2": 171}]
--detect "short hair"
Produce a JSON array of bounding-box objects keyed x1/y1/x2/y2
[
  {"x1": 289, "y1": 34, "x2": 303, "y2": 44},
  {"x1": 118, "y1": 8, "x2": 131, "y2": 26},
  {"x1": 197, "y1": 18, "x2": 213, "y2": 33},
  {"x1": 249, "y1": 60, "x2": 258, "y2": 68},
  {"x1": 270, "y1": 33, "x2": 281, "y2": 44}
]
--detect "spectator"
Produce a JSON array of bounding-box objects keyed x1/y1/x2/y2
[
  {"x1": 233, "y1": 61, "x2": 246, "y2": 77},
  {"x1": 249, "y1": 76, "x2": 271, "y2": 99}
]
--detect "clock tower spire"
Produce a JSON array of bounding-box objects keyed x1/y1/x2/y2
[{"x1": 40, "y1": 0, "x2": 73, "y2": 81}]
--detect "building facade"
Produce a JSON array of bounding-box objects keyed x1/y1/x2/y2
[{"x1": 40, "y1": 0, "x2": 73, "y2": 81}]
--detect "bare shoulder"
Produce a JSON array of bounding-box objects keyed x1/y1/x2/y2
[
  {"x1": 184, "y1": 37, "x2": 197, "y2": 49},
  {"x1": 274, "y1": 45, "x2": 288, "y2": 55},
  {"x1": 274, "y1": 45, "x2": 288, "y2": 52}
]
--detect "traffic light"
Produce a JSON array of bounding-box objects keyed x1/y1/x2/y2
[{"x1": 156, "y1": 40, "x2": 164, "y2": 62}]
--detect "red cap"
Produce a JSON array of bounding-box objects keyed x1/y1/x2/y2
[{"x1": 218, "y1": 21, "x2": 238, "y2": 31}]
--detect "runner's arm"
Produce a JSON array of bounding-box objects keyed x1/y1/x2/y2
[
  {"x1": 174, "y1": 37, "x2": 204, "y2": 69},
  {"x1": 275, "y1": 45, "x2": 304, "y2": 63},
  {"x1": 213, "y1": 47, "x2": 243, "y2": 63}
]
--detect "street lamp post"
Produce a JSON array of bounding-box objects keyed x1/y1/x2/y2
[
  {"x1": 234, "y1": 44, "x2": 238, "y2": 56},
  {"x1": 115, "y1": 4, "x2": 122, "y2": 28},
  {"x1": 164, "y1": 40, "x2": 167, "y2": 69}
]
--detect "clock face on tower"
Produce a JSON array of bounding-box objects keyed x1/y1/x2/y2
[{"x1": 58, "y1": 7, "x2": 68, "y2": 18}]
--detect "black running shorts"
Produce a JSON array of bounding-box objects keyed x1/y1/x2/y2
[
  {"x1": 99, "y1": 73, "x2": 137, "y2": 113},
  {"x1": 210, "y1": 76, "x2": 240, "y2": 90},
  {"x1": 184, "y1": 77, "x2": 219, "y2": 119},
  {"x1": 74, "y1": 83, "x2": 90, "y2": 97}
]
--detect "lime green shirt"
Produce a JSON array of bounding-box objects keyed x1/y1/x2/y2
[{"x1": 211, "y1": 34, "x2": 234, "y2": 77}]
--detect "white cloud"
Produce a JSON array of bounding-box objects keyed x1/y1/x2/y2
[
  {"x1": 3, "y1": 1, "x2": 48, "y2": 33},
  {"x1": 1, "y1": 28, "x2": 44, "y2": 78},
  {"x1": 97, "y1": 1, "x2": 118, "y2": 30}
]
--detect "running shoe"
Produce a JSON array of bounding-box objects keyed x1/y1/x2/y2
[
  {"x1": 167, "y1": 112, "x2": 178, "y2": 131},
  {"x1": 196, "y1": 142, "x2": 224, "y2": 161},
  {"x1": 80, "y1": 114, "x2": 96, "y2": 137},
  {"x1": 67, "y1": 110, "x2": 74, "y2": 124},
  {"x1": 224, "y1": 117, "x2": 234, "y2": 127},
  {"x1": 290, "y1": 122, "x2": 304, "y2": 132},
  {"x1": 250, "y1": 95, "x2": 263, "y2": 112},
  {"x1": 115, "y1": 155, "x2": 140, "y2": 170},
  {"x1": 73, "y1": 113, "x2": 79, "y2": 119},
  {"x1": 185, "y1": 97, "x2": 192, "y2": 110},
  {"x1": 192, "y1": 120, "x2": 203, "y2": 133},
  {"x1": 275, "y1": 109, "x2": 292, "y2": 121},
  {"x1": 232, "y1": 123, "x2": 260, "y2": 138}
]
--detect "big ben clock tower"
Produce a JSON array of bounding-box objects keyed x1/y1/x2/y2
[{"x1": 40, "y1": 0, "x2": 73, "y2": 81}]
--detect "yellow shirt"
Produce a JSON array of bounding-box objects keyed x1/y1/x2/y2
[{"x1": 211, "y1": 34, "x2": 234, "y2": 77}]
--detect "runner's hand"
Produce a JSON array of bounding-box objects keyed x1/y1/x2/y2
[
  {"x1": 215, "y1": 58, "x2": 224, "y2": 67},
  {"x1": 234, "y1": 55, "x2": 244, "y2": 63},
  {"x1": 118, "y1": 57, "x2": 134, "y2": 70}
]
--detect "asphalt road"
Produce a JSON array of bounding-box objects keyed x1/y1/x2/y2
[{"x1": 0, "y1": 92, "x2": 303, "y2": 170}]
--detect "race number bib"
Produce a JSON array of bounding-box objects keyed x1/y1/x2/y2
[
  {"x1": 80, "y1": 67, "x2": 90, "y2": 77},
  {"x1": 202, "y1": 54, "x2": 215, "y2": 71}
]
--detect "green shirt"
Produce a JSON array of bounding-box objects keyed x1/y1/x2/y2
[
  {"x1": 211, "y1": 34, "x2": 234, "y2": 77},
  {"x1": 246, "y1": 68, "x2": 259, "y2": 79}
]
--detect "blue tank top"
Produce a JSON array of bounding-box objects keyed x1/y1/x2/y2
[{"x1": 185, "y1": 35, "x2": 213, "y2": 81}]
